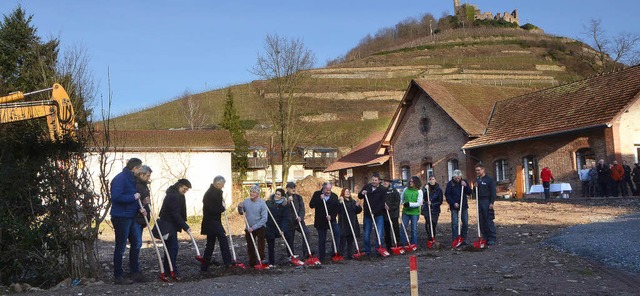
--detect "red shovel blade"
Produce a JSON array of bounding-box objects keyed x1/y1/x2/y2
[
  {"x1": 332, "y1": 253, "x2": 344, "y2": 262},
  {"x1": 160, "y1": 273, "x2": 168, "y2": 282},
  {"x1": 195, "y1": 255, "x2": 206, "y2": 264},
  {"x1": 233, "y1": 261, "x2": 246, "y2": 269},
  {"x1": 391, "y1": 246, "x2": 405, "y2": 255},
  {"x1": 376, "y1": 246, "x2": 390, "y2": 257},
  {"x1": 427, "y1": 238, "x2": 436, "y2": 249},
  {"x1": 473, "y1": 238, "x2": 487, "y2": 249},
  {"x1": 305, "y1": 256, "x2": 322, "y2": 266},
  {"x1": 352, "y1": 251, "x2": 366, "y2": 260},
  {"x1": 404, "y1": 244, "x2": 418, "y2": 252},
  {"x1": 452, "y1": 236, "x2": 464, "y2": 248},
  {"x1": 254, "y1": 263, "x2": 270, "y2": 270},
  {"x1": 290, "y1": 256, "x2": 305, "y2": 266}
]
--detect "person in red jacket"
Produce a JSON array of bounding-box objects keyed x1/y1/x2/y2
[
  {"x1": 540, "y1": 167, "x2": 555, "y2": 199},
  {"x1": 610, "y1": 160, "x2": 625, "y2": 197}
]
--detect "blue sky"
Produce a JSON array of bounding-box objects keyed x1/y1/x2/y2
[{"x1": 1, "y1": 1, "x2": 638, "y2": 117}]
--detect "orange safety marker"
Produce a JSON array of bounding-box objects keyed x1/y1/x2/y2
[{"x1": 409, "y1": 255, "x2": 418, "y2": 296}]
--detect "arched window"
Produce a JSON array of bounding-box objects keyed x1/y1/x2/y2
[
  {"x1": 576, "y1": 148, "x2": 595, "y2": 170},
  {"x1": 447, "y1": 159, "x2": 458, "y2": 181},
  {"x1": 494, "y1": 159, "x2": 509, "y2": 181},
  {"x1": 401, "y1": 166, "x2": 411, "y2": 182}
]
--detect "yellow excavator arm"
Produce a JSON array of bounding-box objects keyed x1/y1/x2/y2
[{"x1": 0, "y1": 83, "x2": 76, "y2": 141}]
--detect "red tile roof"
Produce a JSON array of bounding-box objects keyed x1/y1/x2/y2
[
  {"x1": 464, "y1": 65, "x2": 640, "y2": 149},
  {"x1": 90, "y1": 129, "x2": 235, "y2": 152},
  {"x1": 380, "y1": 80, "x2": 531, "y2": 151},
  {"x1": 324, "y1": 131, "x2": 389, "y2": 172}
]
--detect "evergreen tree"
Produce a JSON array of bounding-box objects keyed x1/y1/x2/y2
[
  {"x1": 220, "y1": 89, "x2": 249, "y2": 184},
  {"x1": 0, "y1": 5, "x2": 59, "y2": 93}
]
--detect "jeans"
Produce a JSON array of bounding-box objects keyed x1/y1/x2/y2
[
  {"x1": 112, "y1": 216, "x2": 142, "y2": 277},
  {"x1": 316, "y1": 223, "x2": 340, "y2": 262},
  {"x1": 362, "y1": 215, "x2": 384, "y2": 254},
  {"x1": 543, "y1": 181, "x2": 551, "y2": 199},
  {"x1": 477, "y1": 199, "x2": 496, "y2": 242},
  {"x1": 450, "y1": 207, "x2": 468, "y2": 242},
  {"x1": 400, "y1": 214, "x2": 419, "y2": 245},
  {"x1": 162, "y1": 229, "x2": 179, "y2": 275}
]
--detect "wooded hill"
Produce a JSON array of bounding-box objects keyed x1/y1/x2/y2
[{"x1": 110, "y1": 26, "x2": 602, "y2": 150}]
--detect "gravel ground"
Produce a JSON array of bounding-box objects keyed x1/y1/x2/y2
[
  {"x1": 544, "y1": 212, "x2": 640, "y2": 274},
  {"x1": 6, "y1": 198, "x2": 640, "y2": 295}
]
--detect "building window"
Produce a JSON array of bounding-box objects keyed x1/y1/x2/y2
[
  {"x1": 576, "y1": 148, "x2": 595, "y2": 170},
  {"x1": 447, "y1": 159, "x2": 458, "y2": 181},
  {"x1": 494, "y1": 159, "x2": 509, "y2": 182},
  {"x1": 401, "y1": 166, "x2": 411, "y2": 182},
  {"x1": 419, "y1": 117, "x2": 431, "y2": 135}
]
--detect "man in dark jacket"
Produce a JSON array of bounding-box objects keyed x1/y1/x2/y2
[
  {"x1": 200, "y1": 176, "x2": 232, "y2": 271},
  {"x1": 284, "y1": 182, "x2": 311, "y2": 257},
  {"x1": 622, "y1": 160, "x2": 634, "y2": 196},
  {"x1": 597, "y1": 159, "x2": 610, "y2": 197},
  {"x1": 357, "y1": 173, "x2": 387, "y2": 255},
  {"x1": 475, "y1": 164, "x2": 497, "y2": 245},
  {"x1": 159, "y1": 179, "x2": 193, "y2": 278},
  {"x1": 309, "y1": 182, "x2": 340, "y2": 263},
  {"x1": 445, "y1": 170, "x2": 472, "y2": 244},
  {"x1": 110, "y1": 158, "x2": 144, "y2": 285},
  {"x1": 383, "y1": 179, "x2": 400, "y2": 250}
]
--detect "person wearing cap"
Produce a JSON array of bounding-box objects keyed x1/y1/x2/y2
[
  {"x1": 237, "y1": 184, "x2": 268, "y2": 268},
  {"x1": 284, "y1": 182, "x2": 311, "y2": 256},
  {"x1": 158, "y1": 178, "x2": 193, "y2": 279}
]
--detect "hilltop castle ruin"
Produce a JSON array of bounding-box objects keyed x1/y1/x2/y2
[{"x1": 453, "y1": 0, "x2": 519, "y2": 26}]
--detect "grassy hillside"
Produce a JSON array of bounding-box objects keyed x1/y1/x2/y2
[{"x1": 110, "y1": 27, "x2": 600, "y2": 150}]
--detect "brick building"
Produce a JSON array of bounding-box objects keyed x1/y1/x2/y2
[
  {"x1": 463, "y1": 65, "x2": 640, "y2": 198},
  {"x1": 327, "y1": 81, "x2": 528, "y2": 189}
]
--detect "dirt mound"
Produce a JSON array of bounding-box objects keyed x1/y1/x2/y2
[{"x1": 293, "y1": 175, "x2": 343, "y2": 198}]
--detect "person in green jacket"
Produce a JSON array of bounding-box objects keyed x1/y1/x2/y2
[{"x1": 400, "y1": 176, "x2": 423, "y2": 246}]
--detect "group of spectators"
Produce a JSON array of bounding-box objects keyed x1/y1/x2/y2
[
  {"x1": 109, "y1": 159, "x2": 498, "y2": 284},
  {"x1": 578, "y1": 159, "x2": 639, "y2": 197}
]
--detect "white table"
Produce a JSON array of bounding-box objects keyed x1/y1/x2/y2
[{"x1": 529, "y1": 183, "x2": 573, "y2": 198}]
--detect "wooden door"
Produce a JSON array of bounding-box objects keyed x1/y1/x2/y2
[{"x1": 515, "y1": 164, "x2": 524, "y2": 198}]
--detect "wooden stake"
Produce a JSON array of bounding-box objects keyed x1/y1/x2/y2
[{"x1": 410, "y1": 255, "x2": 418, "y2": 296}]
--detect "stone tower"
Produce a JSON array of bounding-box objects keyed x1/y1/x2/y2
[{"x1": 454, "y1": 0, "x2": 460, "y2": 10}]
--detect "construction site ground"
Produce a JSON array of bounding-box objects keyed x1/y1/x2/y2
[{"x1": 13, "y1": 197, "x2": 640, "y2": 295}]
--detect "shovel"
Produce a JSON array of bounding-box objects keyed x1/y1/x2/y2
[
  {"x1": 473, "y1": 187, "x2": 487, "y2": 249},
  {"x1": 146, "y1": 200, "x2": 175, "y2": 280},
  {"x1": 290, "y1": 198, "x2": 321, "y2": 266},
  {"x1": 241, "y1": 214, "x2": 270, "y2": 270},
  {"x1": 265, "y1": 206, "x2": 305, "y2": 266},
  {"x1": 425, "y1": 185, "x2": 438, "y2": 249},
  {"x1": 340, "y1": 198, "x2": 366, "y2": 260},
  {"x1": 399, "y1": 217, "x2": 417, "y2": 252},
  {"x1": 223, "y1": 201, "x2": 246, "y2": 269},
  {"x1": 138, "y1": 199, "x2": 170, "y2": 282},
  {"x1": 384, "y1": 206, "x2": 405, "y2": 255},
  {"x1": 451, "y1": 185, "x2": 465, "y2": 249},
  {"x1": 322, "y1": 197, "x2": 344, "y2": 262},
  {"x1": 187, "y1": 229, "x2": 205, "y2": 264},
  {"x1": 364, "y1": 194, "x2": 390, "y2": 257}
]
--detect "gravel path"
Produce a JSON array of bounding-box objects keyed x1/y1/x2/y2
[{"x1": 544, "y1": 212, "x2": 640, "y2": 274}]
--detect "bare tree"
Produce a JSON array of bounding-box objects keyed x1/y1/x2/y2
[
  {"x1": 581, "y1": 19, "x2": 640, "y2": 73},
  {"x1": 180, "y1": 91, "x2": 208, "y2": 130},
  {"x1": 252, "y1": 34, "x2": 316, "y2": 183}
]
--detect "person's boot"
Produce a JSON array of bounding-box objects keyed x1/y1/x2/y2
[
  {"x1": 114, "y1": 276, "x2": 133, "y2": 285},
  {"x1": 129, "y1": 272, "x2": 146, "y2": 283}
]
